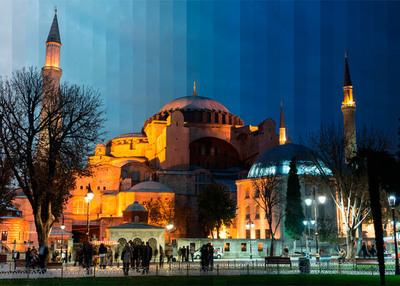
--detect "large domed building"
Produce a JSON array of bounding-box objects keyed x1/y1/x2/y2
[{"x1": 64, "y1": 81, "x2": 290, "y2": 242}]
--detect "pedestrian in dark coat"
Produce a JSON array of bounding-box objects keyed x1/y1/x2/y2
[
  {"x1": 208, "y1": 243, "x2": 214, "y2": 271},
  {"x1": 159, "y1": 245, "x2": 164, "y2": 268},
  {"x1": 132, "y1": 243, "x2": 140, "y2": 272},
  {"x1": 142, "y1": 242, "x2": 152, "y2": 274},
  {"x1": 25, "y1": 248, "x2": 31, "y2": 268},
  {"x1": 84, "y1": 242, "x2": 93, "y2": 273},
  {"x1": 99, "y1": 243, "x2": 107, "y2": 269},
  {"x1": 121, "y1": 243, "x2": 131, "y2": 276},
  {"x1": 361, "y1": 242, "x2": 370, "y2": 258},
  {"x1": 38, "y1": 245, "x2": 49, "y2": 272}
]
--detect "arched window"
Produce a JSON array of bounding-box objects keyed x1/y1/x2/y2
[
  {"x1": 245, "y1": 188, "x2": 250, "y2": 198},
  {"x1": 255, "y1": 205, "x2": 260, "y2": 219},
  {"x1": 245, "y1": 206, "x2": 250, "y2": 219}
]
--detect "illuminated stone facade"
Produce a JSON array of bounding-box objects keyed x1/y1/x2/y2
[{"x1": 9, "y1": 11, "x2": 286, "y2": 246}]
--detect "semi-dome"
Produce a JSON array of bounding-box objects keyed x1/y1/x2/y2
[
  {"x1": 248, "y1": 144, "x2": 324, "y2": 177},
  {"x1": 158, "y1": 95, "x2": 230, "y2": 114},
  {"x1": 128, "y1": 181, "x2": 173, "y2": 193},
  {"x1": 125, "y1": 201, "x2": 147, "y2": 212}
]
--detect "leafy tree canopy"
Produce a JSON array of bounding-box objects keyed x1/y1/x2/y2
[
  {"x1": 197, "y1": 183, "x2": 236, "y2": 238},
  {"x1": 284, "y1": 157, "x2": 305, "y2": 240}
]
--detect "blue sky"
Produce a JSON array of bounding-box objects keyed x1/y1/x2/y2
[{"x1": 0, "y1": 0, "x2": 399, "y2": 150}]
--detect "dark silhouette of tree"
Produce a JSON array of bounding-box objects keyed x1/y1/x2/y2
[
  {"x1": 284, "y1": 157, "x2": 305, "y2": 242},
  {"x1": 252, "y1": 174, "x2": 284, "y2": 256},
  {"x1": 0, "y1": 155, "x2": 15, "y2": 216},
  {"x1": 307, "y1": 124, "x2": 386, "y2": 258},
  {"x1": 0, "y1": 67, "x2": 105, "y2": 249},
  {"x1": 197, "y1": 183, "x2": 236, "y2": 238},
  {"x1": 352, "y1": 148, "x2": 400, "y2": 285}
]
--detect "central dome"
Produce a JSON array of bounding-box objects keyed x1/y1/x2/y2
[{"x1": 158, "y1": 95, "x2": 230, "y2": 114}]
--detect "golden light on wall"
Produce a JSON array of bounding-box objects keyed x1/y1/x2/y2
[{"x1": 45, "y1": 42, "x2": 61, "y2": 68}]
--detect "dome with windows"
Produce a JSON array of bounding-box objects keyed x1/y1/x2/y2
[
  {"x1": 144, "y1": 92, "x2": 244, "y2": 128},
  {"x1": 158, "y1": 95, "x2": 230, "y2": 114},
  {"x1": 248, "y1": 144, "x2": 325, "y2": 177}
]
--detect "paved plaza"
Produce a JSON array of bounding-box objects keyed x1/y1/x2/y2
[{"x1": 0, "y1": 258, "x2": 398, "y2": 280}]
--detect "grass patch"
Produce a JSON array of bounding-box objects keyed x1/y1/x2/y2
[{"x1": 1, "y1": 274, "x2": 400, "y2": 286}]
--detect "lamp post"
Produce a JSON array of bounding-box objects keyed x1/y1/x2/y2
[
  {"x1": 305, "y1": 188, "x2": 326, "y2": 258},
  {"x1": 85, "y1": 184, "x2": 94, "y2": 242},
  {"x1": 246, "y1": 220, "x2": 255, "y2": 259},
  {"x1": 60, "y1": 215, "x2": 65, "y2": 263},
  {"x1": 303, "y1": 219, "x2": 315, "y2": 256},
  {"x1": 166, "y1": 223, "x2": 173, "y2": 244},
  {"x1": 388, "y1": 195, "x2": 399, "y2": 275}
]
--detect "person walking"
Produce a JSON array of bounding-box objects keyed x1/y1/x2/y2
[
  {"x1": 208, "y1": 243, "x2": 214, "y2": 271},
  {"x1": 178, "y1": 247, "x2": 182, "y2": 262},
  {"x1": 25, "y1": 248, "x2": 31, "y2": 268},
  {"x1": 361, "y1": 242, "x2": 370, "y2": 258},
  {"x1": 370, "y1": 244, "x2": 377, "y2": 257},
  {"x1": 99, "y1": 243, "x2": 107, "y2": 269},
  {"x1": 121, "y1": 243, "x2": 131, "y2": 276},
  {"x1": 132, "y1": 243, "x2": 140, "y2": 272},
  {"x1": 159, "y1": 245, "x2": 164, "y2": 268},
  {"x1": 106, "y1": 246, "x2": 113, "y2": 266},
  {"x1": 190, "y1": 245, "x2": 195, "y2": 262},
  {"x1": 83, "y1": 242, "x2": 93, "y2": 274},
  {"x1": 38, "y1": 244, "x2": 49, "y2": 272},
  {"x1": 142, "y1": 242, "x2": 152, "y2": 274}
]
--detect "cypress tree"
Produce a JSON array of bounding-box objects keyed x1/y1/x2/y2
[{"x1": 284, "y1": 157, "x2": 305, "y2": 240}]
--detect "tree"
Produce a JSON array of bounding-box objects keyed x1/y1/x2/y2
[
  {"x1": 352, "y1": 148, "x2": 400, "y2": 285},
  {"x1": 0, "y1": 155, "x2": 15, "y2": 216},
  {"x1": 307, "y1": 124, "x2": 387, "y2": 258},
  {"x1": 284, "y1": 157, "x2": 305, "y2": 243},
  {"x1": 317, "y1": 216, "x2": 339, "y2": 245},
  {"x1": 197, "y1": 183, "x2": 236, "y2": 238},
  {"x1": 252, "y1": 173, "x2": 285, "y2": 256},
  {"x1": 0, "y1": 67, "x2": 105, "y2": 249},
  {"x1": 142, "y1": 197, "x2": 174, "y2": 227}
]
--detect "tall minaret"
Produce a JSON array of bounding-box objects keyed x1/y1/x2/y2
[
  {"x1": 42, "y1": 9, "x2": 62, "y2": 96},
  {"x1": 341, "y1": 52, "x2": 356, "y2": 161},
  {"x1": 279, "y1": 102, "x2": 287, "y2": 145},
  {"x1": 40, "y1": 10, "x2": 62, "y2": 149}
]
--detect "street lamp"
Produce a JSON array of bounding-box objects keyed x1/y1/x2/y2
[
  {"x1": 246, "y1": 220, "x2": 255, "y2": 259},
  {"x1": 303, "y1": 219, "x2": 315, "y2": 256},
  {"x1": 388, "y1": 195, "x2": 399, "y2": 275},
  {"x1": 166, "y1": 223, "x2": 173, "y2": 244},
  {"x1": 85, "y1": 184, "x2": 94, "y2": 242},
  {"x1": 305, "y1": 187, "x2": 326, "y2": 258},
  {"x1": 60, "y1": 215, "x2": 65, "y2": 263}
]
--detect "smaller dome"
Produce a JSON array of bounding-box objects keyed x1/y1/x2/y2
[
  {"x1": 96, "y1": 143, "x2": 105, "y2": 148},
  {"x1": 125, "y1": 201, "x2": 147, "y2": 212},
  {"x1": 248, "y1": 144, "x2": 317, "y2": 177},
  {"x1": 128, "y1": 181, "x2": 173, "y2": 193}
]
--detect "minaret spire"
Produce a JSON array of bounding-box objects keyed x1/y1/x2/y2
[
  {"x1": 40, "y1": 10, "x2": 63, "y2": 150},
  {"x1": 341, "y1": 52, "x2": 356, "y2": 162},
  {"x1": 192, "y1": 81, "x2": 197, "y2": 96},
  {"x1": 279, "y1": 102, "x2": 287, "y2": 145}
]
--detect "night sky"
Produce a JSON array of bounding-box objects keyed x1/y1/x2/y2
[{"x1": 1, "y1": 0, "x2": 399, "y2": 151}]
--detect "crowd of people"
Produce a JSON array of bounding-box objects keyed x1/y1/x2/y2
[
  {"x1": 199, "y1": 243, "x2": 214, "y2": 271},
  {"x1": 177, "y1": 245, "x2": 194, "y2": 262},
  {"x1": 120, "y1": 241, "x2": 153, "y2": 275},
  {"x1": 22, "y1": 245, "x2": 49, "y2": 271}
]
